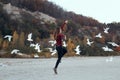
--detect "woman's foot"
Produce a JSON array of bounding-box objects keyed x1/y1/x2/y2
[{"x1": 53, "y1": 68, "x2": 58, "y2": 74}]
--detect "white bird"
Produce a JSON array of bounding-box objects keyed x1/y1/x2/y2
[
  {"x1": 34, "y1": 43, "x2": 42, "y2": 53},
  {"x1": 74, "y1": 45, "x2": 81, "y2": 55},
  {"x1": 106, "y1": 56, "x2": 113, "y2": 62},
  {"x1": 107, "y1": 42, "x2": 119, "y2": 47},
  {"x1": 11, "y1": 49, "x2": 27, "y2": 56},
  {"x1": 47, "y1": 48, "x2": 57, "y2": 56},
  {"x1": 4, "y1": 35, "x2": 12, "y2": 42},
  {"x1": 47, "y1": 48, "x2": 53, "y2": 52},
  {"x1": 51, "y1": 49, "x2": 57, "y2": 56},
  {"x1": 34, "y1": 43, "x2": 39, "y2": 49},
  {"x1": 30, "y1": 43, "x2": 42, "y2": 52},
  {"x1": 30, "y1": 43, "x2": 36, "y2": 47},
  {"x1": 48, "y1": 40, "x2": 56, "y2": 46},
  {"x1": 11, "y1": 49, "x2": 20, "y2": 54},
  {"x1": 27, "y1": 33, "x2": 33, "y2": 42},
  {"x1": 87, "y1": 38, "x2": 94, "y2": 46},
  {"x1": 34, "y1": 54, "x2": 39, "y2": 58},
  {"x1": 95, "y1": 33, "x2": 102, "y2": 38},
  {"x1": 102, "y1": 46, "x2": 113, "y2": 51},
  {"x1": 104, "y1": 27, "x2": 109, "y2": 34},
  {"x1": 63, "y1": 41, "x2": 67, "y2": 47}
]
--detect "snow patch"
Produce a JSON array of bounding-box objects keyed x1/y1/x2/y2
[{"x1": 3, "y1": 3, "x2": 56, "y2": 23}]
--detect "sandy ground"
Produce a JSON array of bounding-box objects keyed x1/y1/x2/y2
[{"x1": 0, "y1": 56, "x2": 120, "y2": 80}]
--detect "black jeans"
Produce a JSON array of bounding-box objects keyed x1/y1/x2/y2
[{"x1": 54, "y1": 46, "x2": 67, "y2": 68}]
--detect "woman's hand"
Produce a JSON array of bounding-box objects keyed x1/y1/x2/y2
[{"x1": 65, "y1": 20, "x2": 68, "y2": 24}]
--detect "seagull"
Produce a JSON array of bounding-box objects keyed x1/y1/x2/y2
[
  {"x1": 63, "y1": 41, "x2": 67, "y2": 47},
  {"x1": 34, "y1": 54, "x2": 39, "y2": 58},
  {"x1": 74, "y1": 45, "x2": 81, "y2": 55},
  {"x1": 34, "y1": 43, "x2": 42, "y2": 53},
  {"x1": 102, "y1": 46, "x2": 113, "y2": 51},
  {"x1": 4, "y1": 35, "x2": 12, "y2": 42},
  {"x1": 107, "y1": 42, "x2": 119, "y2": 47},
  {"x1": 47, "y1": 48, "x2": 57, "y2": 56},
  {"x1": 27, "y1": 33, "x2": 33, "y2": 42},
  {"x1": 11, "y1": 49, "x2": 20, "y2": 54},
  {"x1": 47, "y1": 48, "x2": 53, "y2": 52},
  {"x1": 104, "y1": 27, "x2": 109, "y2": 34},
  {"x1": 30, "y1": 43, "x2": 42, "y2": 52},
  {"x1": 34, "y1": 43, "x2": 39, "y2": 49},
  {"x1": 51, "y1": 49, "x2": 57, "y2": 56},
  {"x1": 11, "y1": 49, "x2": 26, "y2": 56},
  {"x1": 95, "y1": 33, "x2": 102, "y2": 38},
  {"x1": 30, "y1": 43, "x2": 36, "y2": 47},
  {"x1": 48, "y1": 40, "x2": 56, "y2": 46},
  {"x1": 87, "y1": 38, "x2": 94, "y2": 46}
]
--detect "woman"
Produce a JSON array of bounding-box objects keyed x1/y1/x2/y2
[{"x1": 53, "y1": 20, "x2": 68, "y2": 74}]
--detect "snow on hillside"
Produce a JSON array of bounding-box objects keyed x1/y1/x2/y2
[
  {"x1": 3, "y1": 3, "x2": 21, "y2": 20},
  {"x1": 3, "y1": 3, "x2": 56, "y2": 23}
]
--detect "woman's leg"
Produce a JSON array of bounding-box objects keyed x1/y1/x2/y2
[
  {"x1": 61, "y1": 47, "x2": 67, "y2": 57},
  {"x1": 55, "y1": 46, "x2": 62, "y2": 69},
  {"x1": 54, "y1": 46, "x2": 63, "y2": 74}
]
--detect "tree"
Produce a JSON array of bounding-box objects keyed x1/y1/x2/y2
[
  {"x1": 83, "y1": 35, "x2": 87, "y2": 46},
  {"x1": 19, "y1": 32, "x2": 25, "y2": 47},
  {"x1": 0, "y1": 37, "x2": 3, "y2": 49},
  {"x1": 2, "y1": 40, "x2": 9, "y2": 49},
  {"x1": 67, "y1": 38, "x2": 75, "y2": 56},
  {"x1": 35, "y1": 37, "x2": 40, "y2": 43},
  {"x1": 12, "y1": 31, "x2": 19, "y2": 47},
  {"x1": 39, "y1": 29, "x2": 50, "y2": 39}
]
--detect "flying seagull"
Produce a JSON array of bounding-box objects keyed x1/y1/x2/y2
[
  {"x1": 4, "y1": 35, "x2": 12, "y2": 42},
  {"x1": 63, "y1": 41, "x2": 67, "y2": 47},
  {"x1": 104, "y1": 27, "x2": 109, "y2": 34},
  {"x1": 34, "y1": 54, "x2": 39, "y2": 58},
  {"x1": 95, "y1": 33, "x2": 102, "y2": 38},
  {"x1": 47, "y1": 48, "x2": 57, "y2": 56},
  {"x1": 48, "y1": 40, "x2": 56, "y2": 46},
  {"x1": 87, "y1": 38, "x2": 94, "y2": 46},
  {"x1": 27, "y1": 33, "x2": 33, "y2": 42},
  {"x1": 74, "y1": 45, "x2": 81, "y2": 55},
  {"x1": 102, "y1": 46, "x2": 113, "y2": 51},
  {"x1": 30, "y1": 43, "x2": 36, "y2": 47},
  {"x1": 34, "y1": 43, "x2": 42, "y2": 53},
  {"x1": 11, "y1": 49, "x2": 20, "y2": 54},
  {"x1": 107, "y1": 42, "x2": 119, "y2": 47}
]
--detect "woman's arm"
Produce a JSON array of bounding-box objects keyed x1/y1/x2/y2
[{"x1": 60, "y1": 20, "x2": 68, "y2": 31}]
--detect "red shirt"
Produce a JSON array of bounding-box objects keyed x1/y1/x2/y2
[{"x1": 56, "y1": 33, "x2": 64, "y2": 46}]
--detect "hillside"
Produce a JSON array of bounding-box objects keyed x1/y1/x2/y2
[
  {"x1": 0, "y1": 2, "x2": 56, "y2": 36},
  {"x1": 0, "y1": 1, "x2": 120, "y2": 58},
  {"x1": 0, "y1": 0, "x2": 103, "y2": 26}
]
